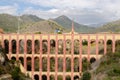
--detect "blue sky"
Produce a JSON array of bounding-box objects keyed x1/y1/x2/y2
[{"x1": 0, "y1": 0, "x2": 120, "y2": 25}]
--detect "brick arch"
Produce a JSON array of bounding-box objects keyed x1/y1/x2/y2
[
  {"x1": 34, "y1": 57, "x2": 39, "y2": 71},
  {"x1": 66, "y1": 75, "x2": 71, "y2": 80},
  {"x1": 19, "y1": 57, "x2": 24, "y2": 65},
  {"x1": 74, "y1": 39, "x2": 79, "y2": 55},
  {"x1": 50, "y1": 75, "x2": 55, "y2": 80},
  {"x1": 74, "y1": 75, "x2": 79, "y2": 80},
  {"x1": 4, "y1": 39, "x2": 9, "y2": 54},
  {"x1": 58, "y1": 39, "x2": 63, "y2": 54},
  {"x1": 66, "y1": 39, "x2": 71, "y2": 54},
  {"x1": 42, "y1": 57, "x2": 47, "y2": 71},
  {"x1": 42, "y1": 75, "x2": 47, "y2": 80},
  {"x1": 82, "y1": 39, "x2": 88, "y2": 54},
  {"x1": 11, "y1": 56, "x2": 16, "y2": 61},
  {"x1": 90, "y1": 39, "x2": 96, "y2": 54},
  {"x1": 27, "y1": 39, "x2": 32, "y2": 54},
  {"x1": 34, "y1": 40, "x2": 40, "y2": 54},
  {"x1": 50, "y1": 57, "x2": 55, "y2": 72},
  {"x1": 90, "y1": 57, "x2": 96, "y2": 63},
  {"x1": 107, "y1": 39, "x2": 113, "y2": 53},
  {"x1": 98, "y1": 39, "x2": 104, "y2": 54},
  {"x1": 50, "y1": 39, "x2": 56, "y2": 54},
  {"x1": 11, "y1": 39, "x2": 16, "y2": 54},
  {"x1": 57, "y1": 75, "x2": 63, "y2": 80},
  {"x1": 115, "y1": 40, "x2": 120, "y2": 52},
  {"x1": 66, "y1": 57, "x2": 71, "y2": 72},
  {"x1": 74, "y1": 57, "x2": 79, "y2": 72},
  {"x1": 19, "y1": 39, "x2": 24, "y2": 54},
  {"x1": 27, "y1": 57, "x2": 32, "y2": 71},
  {"x1": 34, "y1": 74, "x2": 39, "y2": 80},
  {"x1": 42, "y1": 40, "x2": 48, "y2": 54},
  {"x1": 58, "y1": 57, "x2": 63, "y2": 72}
]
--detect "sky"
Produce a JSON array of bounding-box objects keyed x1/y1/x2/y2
[{"x1": 0, "y1": 0, "x2": 120, "y2": 25}]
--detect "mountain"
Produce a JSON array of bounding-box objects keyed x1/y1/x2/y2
[
  {"x1": 20, "y1": 14, "x2": 44, "y2": 23},
  {"x1": 0, "y1": 14, "x2": 18, "y2": 33},
  {"x1": 20, "y1": 20, "x2": 64, "y2": 34},
  {"x1": 53, "y1": 15, "x2": 95, "y2": 33},
  {"x1": 89, "y1": 22, "x2": 106, "y2": 27},
  {"x1": 0, "y1": 14, "x2": 44, "y2": 33},
  {"x1": 95, "y1": 20, "x2": 120, "y2": 33}
]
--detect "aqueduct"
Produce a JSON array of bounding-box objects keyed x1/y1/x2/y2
[{"x1": 0, "y1": 25, "x2": 120, "y2": 80}]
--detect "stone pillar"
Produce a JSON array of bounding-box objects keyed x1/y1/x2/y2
[
  {"x1": 112, "y1": 34, "x2": 115, "y2": 53},
  {"x1": 39, "y1": 34, "x2": 42, "y2": 80},
  {"x1": 16, "y1": 34, "x2": 19, "y2": 61},
  {"x1": 47, "y1": 35, "x2": 50, "y2": 80},
  {"x1": 55, "y1": 35, "x2": 58, "y2": 80},
  {"x1": 79, "y1": 35, "x2": 82, "y2": 75},
  {"x1": 104, "y1": 35, "x2": 107, "y2": 55},
  {"x1": 88, "y1": 35, "x2": 90, "y2": 61},
  {"x1": 96, "y1": 34, "x2": 98, "y2": 60},
  {"x1": 31, "y1": 34, "x2": 34, "y2": 79},
  {"x1": 63, "y1": 34, "x2": 66, "y2": 80},
  {"x1": 71, "y1": 34, "x2": 74, "y2": 80},
  {"x1": 9, "y1": 35, "x2": 11, "y2": 60},
  {"x1": 24, "y1": 34, "x2": 27, "y2": 74}
]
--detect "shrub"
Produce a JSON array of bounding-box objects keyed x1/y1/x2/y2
[{"x1": 81, "y1": 71, "x2": 91, "y2": 80}]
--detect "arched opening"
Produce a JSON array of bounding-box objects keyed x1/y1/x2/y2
[
  {"x1": 82, "y1": 57, "x2": 89, "y2": 72},
  {"x1": 34, "y1": 57, "x2": 39, "y2": 71},
  {"x1": 42, "y1": 40, "x2": 48, "y2": 54},
  {"x1": 34, "y1": 40, "x2": 40, "y2": 54},
  {"x1": 74, "y1": 75, "x2": 79, "y2": 80},
  {"x1": 58, "y1": 40, "x2": 63, "y2": 54},
  {"x1": 50, "y1": 75, "x2": 55, "y2": 80},
  {"x1": 4, "y1": 40, "x2": 9, "y2": 54},
  {"x1": 27, "y1": 40, "x2": 32, "y2": 54},
  {"x1": 74, "y1": 39, "x2": 79, "y2": 55},
  {"x1": 50, "y1": 57, "x2": 55, "y2": 72},
  {"x1": 12, "y1": 40, "x2": 16, "y2": 54},
  {"x1": 42, "y1": 75, "x2": 47, "y2": 80},
  {"x1": 27, "y1": 57, "x2": 31, "y2": 71},
  {"x1": 42, "y1": 57, "x2": 47, "y2": 71},
  {"x1": 115, "y1": 40, "x2": 120, "y2": 52},
  {"x1": 74, "y1": 57, "x2": 79, "y2": 72},
  {"x1": 50, "y1": 39, "x2": 56, "y2": 54},
  {"x1": 98, "y1": 39, "x2": 104, "y2": 54},
  {"x1": 19, "y1": 40, "x2": 24, "y2": 54},
  {"x1": 90, "y1": 57, "x2": 96, "y2": 63},
  {"x1": 66, "y1": 39, "x2": 71, "y2": 54},
  {"x1": 66, "y1": 57, "x2": 71, "y2": 72},
  {"x1": 107, "y1": 40, "x2": 112, "y2": 53},
  {"x1": 90, "y1": 39, "x2": 96, "y2": 54},
  {"x1": 34, "y1": 75, "x2": 39, "y2": 80},
  {"x1": 11, "y1": 57, "x2": 16, "y2": 61},
  {"x1": 19, "y1": 57, "x2": 24, "y2": 65},
  {"x1": 66, "y1": 75, "x2": 71, "y2": 80},
  {"x1": 82, "y1": 39, "x2": 88, "y2": 54},
  {"x1": 57, "y1": 75, "x2": 63, "y2": 80},
  {"x1": 58, "y1": 57, "x2": 63, "y2": 72}
]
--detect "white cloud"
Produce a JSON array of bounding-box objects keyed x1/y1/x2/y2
[
  {"x1": 0, "y1": 4, "x2": 18, "y2": 15},
  {"x1": 1, "y1": 0, "x2": 120, "y2": 24}
]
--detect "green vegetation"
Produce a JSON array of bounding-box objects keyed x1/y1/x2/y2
[{"x1": 81, "y1": 71, "x2": 91, "y2": 80}]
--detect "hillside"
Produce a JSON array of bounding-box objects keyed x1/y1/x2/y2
[
  {"x1": 95, "y1": 20, "x2": 120, "y2": 33},
  {"x1": 0, "y1": 14, "x2": 44, "y2": 33},
  {"x1": 53, "y1": 15, "x2": 95, "y2": 33},
  {"x1": 20, "y1": 20, "x2": 64, "y2": 34}
]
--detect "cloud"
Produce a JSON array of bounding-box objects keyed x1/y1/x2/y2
[
  {"x1": 0, "y1": 4, "x2": 18, "y2": 15},
  {"x1": 1, "y1": 0, "x2": 120, "y2": 24}
]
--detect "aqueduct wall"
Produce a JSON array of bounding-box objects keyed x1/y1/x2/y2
[{"x1": 0, "y1": 33, "x2": 119, "y2": 80}]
